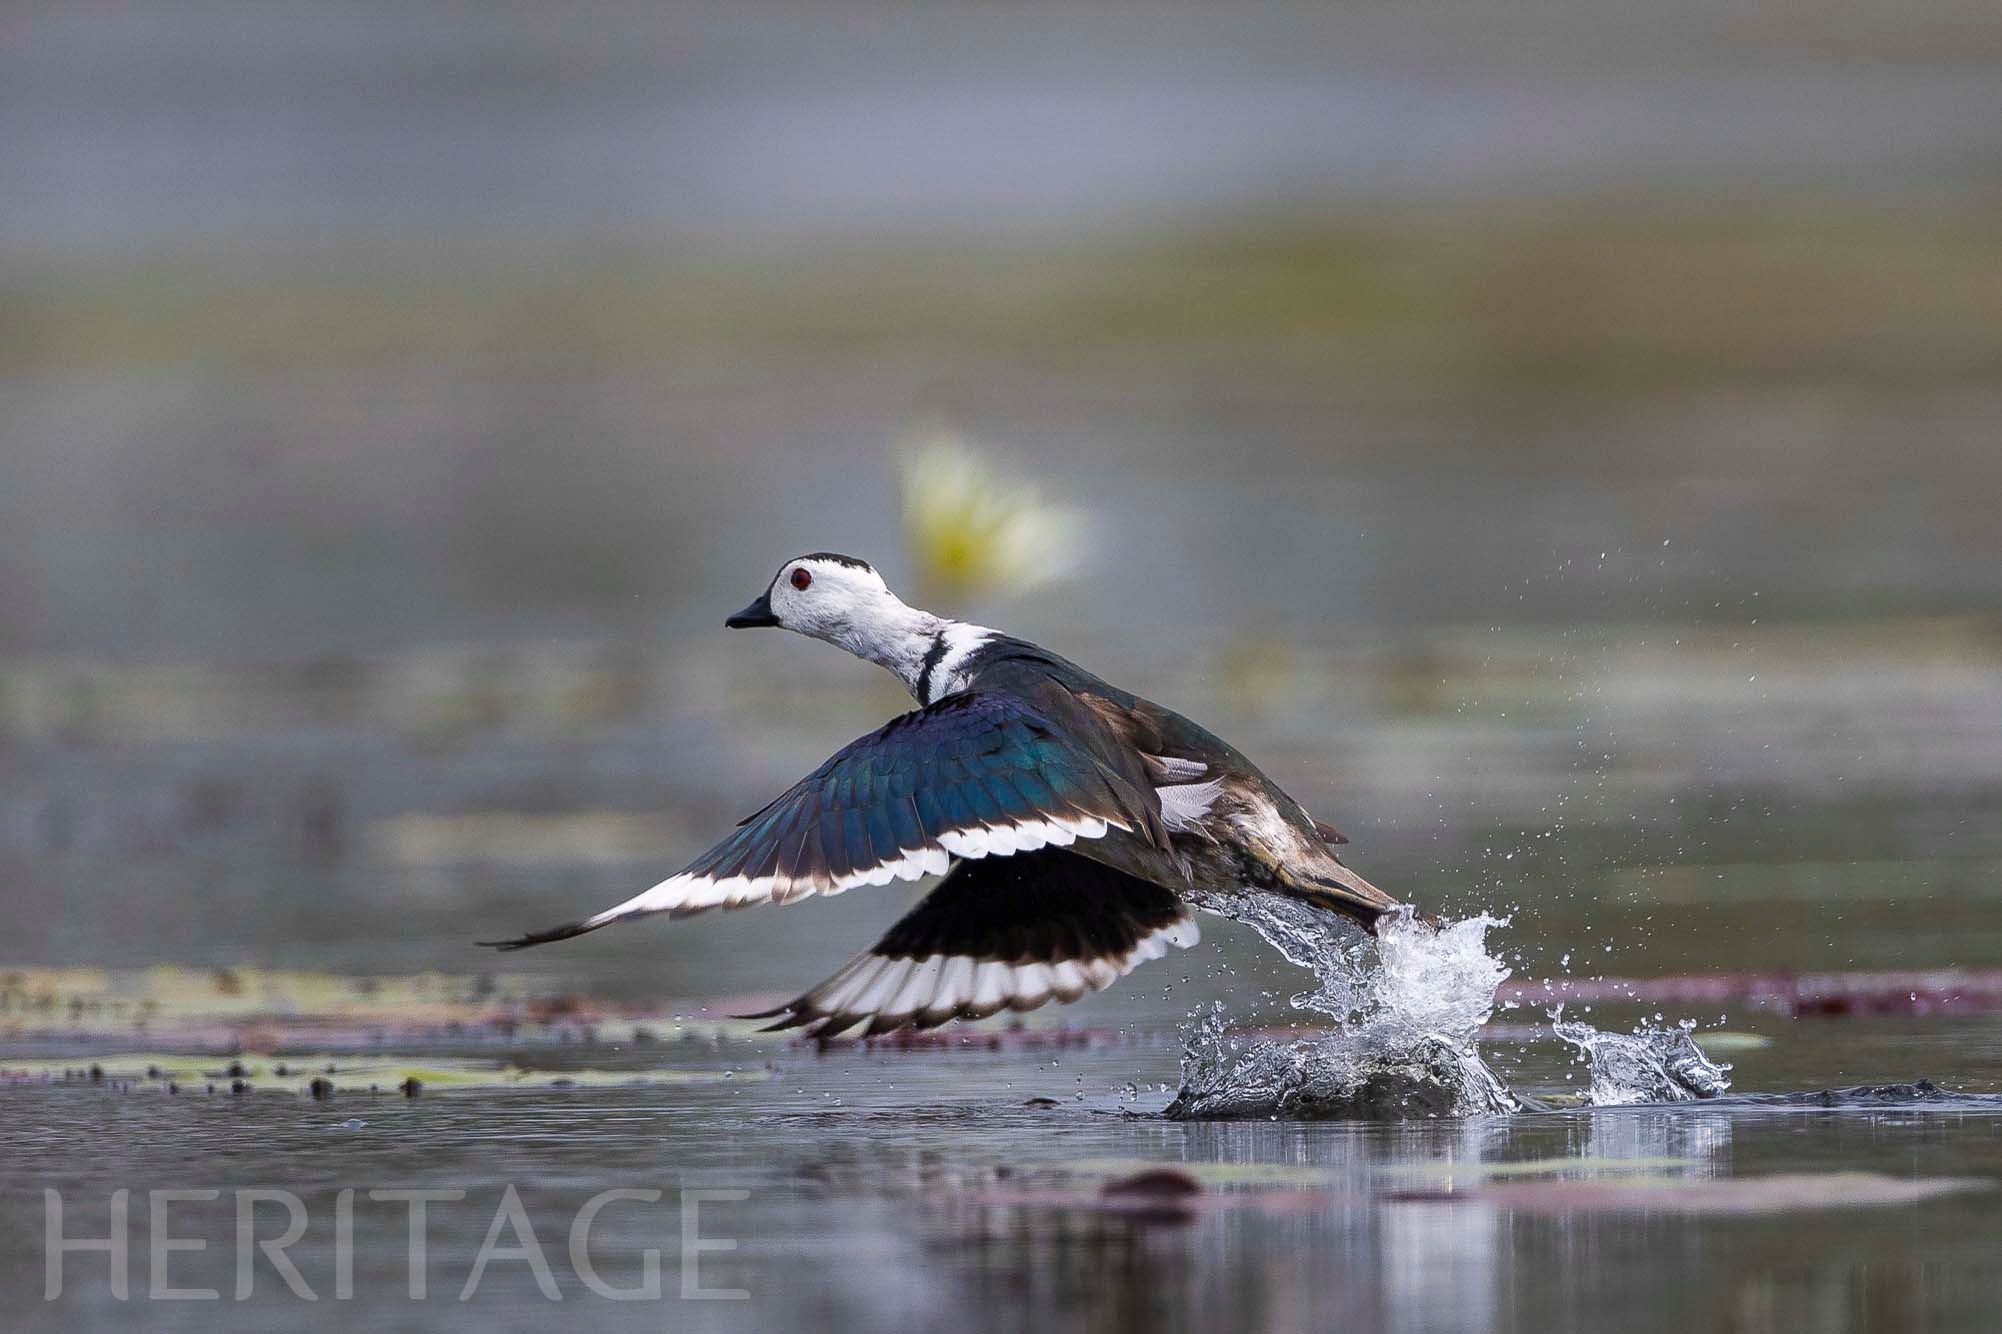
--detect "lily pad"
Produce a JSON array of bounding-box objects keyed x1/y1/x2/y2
[
  {"x1": 1380, "y1": 1155, "x2": 1700, "y2": 1181},
  {"x1": 1680, "y1": 1031, "x2": 1771, "y2": 1052},
  {"x1": 1389, "y1": 1171, "x2": 1990, "y2": 1215},
  {"x1": 0, "y1": 1052, "x2": 769, "y2": 1094},
  {"x1": 0, "y1": 965, "x2": 776, "y2": 1050},
  {"x1": 1020, "y1": 1157, "x2": 1335, "y2": 1189}
]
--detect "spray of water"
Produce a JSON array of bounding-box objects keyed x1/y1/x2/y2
[
  {"x1": 1554, "y1": 1016, "x2": 1732, "y2": 1104},
  {"x1": 1167, "y1": 895, "x2": 1728, "y2": 1119}
]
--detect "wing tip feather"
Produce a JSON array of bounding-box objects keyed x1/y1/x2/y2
[{"x1": 476, "y1": 919, "x2": 598, "y2": 951}]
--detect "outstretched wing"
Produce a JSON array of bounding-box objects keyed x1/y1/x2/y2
[
  {"x1": 746, "y1": 848, "x2": 1199, "y2": 1038},
  {"x1": 483, "y1": 692, "x2": 1165, "y2": 950}
]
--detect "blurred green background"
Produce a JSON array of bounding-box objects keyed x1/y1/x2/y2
[{"x1": 4, "y1": 0, "x2": 2000, "y2": 1007}]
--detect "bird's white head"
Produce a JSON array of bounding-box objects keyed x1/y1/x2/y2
[
  {"x1": 726, "y1": 552, "x2": 922, "y2": 646},
  {"x1": 727, "y1": 552, "x2": 984, "y2": 700}
]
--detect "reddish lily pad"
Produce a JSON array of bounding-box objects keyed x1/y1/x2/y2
[{"x1": 1388, "y1": 1172, "x2": 1989, "y2": 1215}]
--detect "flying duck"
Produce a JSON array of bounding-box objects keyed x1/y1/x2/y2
[{"x1": 486, "y1": 553, "x2": 1405, "y2": 1036}]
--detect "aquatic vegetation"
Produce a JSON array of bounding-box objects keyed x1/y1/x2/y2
[
  {"x1": 1378, "y1": 1155, "x2": 1702, "y2": 1181},
  {"x1": 1027, "y1": 1158, "x2": 1336, "y2": 1189},
  {"x1": 1511, "y1": 968, "x2": 2002, "y2": 1018},
  {"x1": 1387, "y1": 1172, "x2": 1989, "y2": 1216},
  {"x1": 0, "y1": 1052, "x2": 764, "y2": 1095},
  {"x1": 0, "y1": 966, "x2": 774, "y2": 1050},
  {"x1": 950, "y1": 1153, "x2": 1986, "y2": 1228}
]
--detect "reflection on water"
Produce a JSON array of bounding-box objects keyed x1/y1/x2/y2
[
  {"x1": 1382, "y1": 1195, "x2": 1498, "y2": 1334},
  {"x1": 7, "y1": 1060, "x2": 1997, "y2": 1333},
  {"x1": 1586, "y1": 1105, "x2": 1732, "y2": 1178}
]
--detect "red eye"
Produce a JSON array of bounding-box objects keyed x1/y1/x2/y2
[{"x1": 790, "y1": 568, "x2": 812, "y2": 591}]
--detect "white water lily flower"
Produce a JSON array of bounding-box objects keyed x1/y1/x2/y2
[{"x1": 897, "y1": 429, "x2": 1087, "y2": 602}]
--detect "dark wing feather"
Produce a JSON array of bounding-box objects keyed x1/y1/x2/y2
[
  {"x1": 745, "y1": 848, "x2": 1199, "y2": 1037},
  {"x1": 482, "y1": 692, "x2": 1162, "y2": 950}
]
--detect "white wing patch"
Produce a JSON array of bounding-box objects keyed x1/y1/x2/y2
[
  {"x1": 1156, "y1": 778, "x2": 1224, "y2": 833},
  {"x1": 1144, "y1": 755, "x2": 1224, "y2": 833},
  {"x1": 568, "y1": 812, "x2": 1120, "y2": 932},
  {"x1": 763, "y1": 916, "x2": 1201, "y2": 1038}
]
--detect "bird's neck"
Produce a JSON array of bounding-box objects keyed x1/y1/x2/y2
[
  {"x1": 824, "y1": 601, "x2": 949, "y2": 695},
  {"x1": 824, "y1": 600, "x2": 991, "y2": 703}
]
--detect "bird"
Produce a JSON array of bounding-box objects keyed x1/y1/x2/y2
[{"x1": 484, "y1": 553, "x2": 1406, "y2": 1037}]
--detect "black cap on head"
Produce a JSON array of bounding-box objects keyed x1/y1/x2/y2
[{"x1": 795, "y1": 552, "x2": 875, "y2": 572}]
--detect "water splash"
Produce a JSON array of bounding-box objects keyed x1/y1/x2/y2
[
  {"x1": 1168, "y1": 901, "x2": 1521, "y2": 1119},
  {"x1": 1166, "y1": 895, "x2": 1728, "y2": 1119},
  {"x1": 1554, "y1": 1016, "x2": 1732, "y2": 1104}
]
